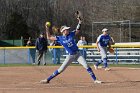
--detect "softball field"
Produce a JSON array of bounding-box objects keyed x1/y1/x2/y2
[{"x1": 0, "y1": 66, "x2": 140, "y2": 93}]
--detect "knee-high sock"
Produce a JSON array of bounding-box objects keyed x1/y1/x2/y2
[
  {"x1": 103, "y1": 58, "x2": 108, "y2": 68},
  {"x1": 47, "y1": 70, "x2": 60, "y2": 82},
  {"x1": 87, "y1": 67, "x2": 96, "y2": 80},
  {"x1": 95, "y1": 60, "x2": 103, "y2": 66}
]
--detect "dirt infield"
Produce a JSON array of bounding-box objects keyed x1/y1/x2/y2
[{"x1": 0, "y1": 66, "x2": 140, "y2": 93}]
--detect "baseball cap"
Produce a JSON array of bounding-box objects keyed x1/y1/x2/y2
[
  {"x1": 60, "y1": 25, "x2": 70, "y2": 32},
  {"x1": 102, "y1": 28, "x2": 108, "y2": 32}
]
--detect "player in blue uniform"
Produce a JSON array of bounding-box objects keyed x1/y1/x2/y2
[
  {"x1": 40, "y1": 18, "x2": 102, "y2": 84},
  {"x1": 94, "y1": 28, "x2": 112, "y2": 71}
]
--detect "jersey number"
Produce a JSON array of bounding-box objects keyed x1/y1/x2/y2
[{"x1": 67, "y1": 42, "x2": 73, "y2": 47}]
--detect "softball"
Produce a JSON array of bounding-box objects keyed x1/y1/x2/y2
[{"x1": 45, "y1": 22, "x2": 51, "y2": 27}]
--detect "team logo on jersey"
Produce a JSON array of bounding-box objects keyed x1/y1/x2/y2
[{"x1": 63, "y1": 38, "x2": 72, "y2": 43}]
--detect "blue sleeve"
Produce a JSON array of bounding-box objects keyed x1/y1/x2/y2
[
  {"x1": 70, "y1": 30, "x2": 76, "y2": 37},
  {"x1": 108, "y1": 35, "x2": 111, "y2": 40},
  {"x1": 56, "y1": 36, "x2": 60, "y2": 42}
]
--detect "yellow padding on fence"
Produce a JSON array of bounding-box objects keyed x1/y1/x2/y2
[{"x1": 0, "y1": 43, "x2": 140, "y2": 49}]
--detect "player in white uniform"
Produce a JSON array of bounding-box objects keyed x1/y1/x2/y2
[{"x1": 40, "y1": 18, "x2": 101, "y2": 84}]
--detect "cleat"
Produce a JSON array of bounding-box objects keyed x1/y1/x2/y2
[
  {"x1": 94, "y1": 65, "x2": 98, "y2": 70},
  {"x1": 40, "y1": 79, "x2": 49, "y2": 84},
  {"x1": 94, "y1": 80, "x2": 102, "y2": 84},
  {"x1": 105, "y1": 68, "x2": 111, "y2": 71}
]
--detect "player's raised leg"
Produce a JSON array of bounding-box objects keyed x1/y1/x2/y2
[{"x1": 94, "y1": 60, "x2": 103, "y2": 70}]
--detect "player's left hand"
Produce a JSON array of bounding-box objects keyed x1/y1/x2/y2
[
  {"x1": 108, "y1": 48, "x2": 115, "y2": 54},
  {"x1": 77, "y1": 17, "x2": 82, "y2": 24}
]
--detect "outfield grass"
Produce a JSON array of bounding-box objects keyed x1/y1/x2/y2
[{"x1": 0, "y1": 63, "x2": 140, "y2": 68}]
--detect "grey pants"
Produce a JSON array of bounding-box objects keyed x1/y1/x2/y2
[
  {"x1": 98, "y1": 44, "x2": 108, "y2": 60},
  {"x1": 58, "y1": 52, "x2": 89, "y2": 73}
]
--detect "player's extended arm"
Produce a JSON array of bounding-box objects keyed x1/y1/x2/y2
[
  {"x1": 45, "y1": 26, "x2": 57, "y2": 41},
  {"x1": 96, "y1": 41, "x2": 100, "y2": 52},
  {"x1": 75, "y1": 17, "x2": 82, "y2": 35},
  {"x1": 110, "y1": 37, "x2": 115, "y2": 45}
]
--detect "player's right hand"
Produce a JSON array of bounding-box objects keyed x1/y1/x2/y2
[
  {"x1": 45, "y1": 22, "x2": 51, "y2": 27},
  {"x1": 45, "y1": 25, "x2": 50, "y2": 32},
  {"x1": 45, "y1": 25, "x2": 50, "y2": 29}
]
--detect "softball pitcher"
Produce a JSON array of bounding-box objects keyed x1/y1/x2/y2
[
  {"x1": 40, "y1": 18, "x2": 101, "y2": 84},
  {"x1": 94, "y1": 28, "x2": 112, "y2": 71}
]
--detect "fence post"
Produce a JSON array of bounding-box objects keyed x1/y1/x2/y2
[
  {"x1": 4, "y1": 48, "x2": 6, "y2": 64},
  {"x1": 115, "y1": 48, "x2": 118, "y2": 64},
  {"x1": 27, "y1": 48, "x2": 30, "y2": 64},
  {"x1": 21, "y1": 36, "x2": 24, "y2": 46},
  {"x1": 53, "y1": 48, "x2": 56, "y2": 64}
]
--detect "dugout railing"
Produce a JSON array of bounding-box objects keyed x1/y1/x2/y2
[
  {"x1": 62, "y1": 43, "x2": 140, "y2": 64},
  {"x1": 86, "y1": 48, "x2": 140, "y2": 64}
]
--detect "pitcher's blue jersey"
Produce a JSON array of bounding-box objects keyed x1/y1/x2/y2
[
  {"x1": 97, "y1": 34, "x2": 111, "y2": 47},
  {"x1": 56, "y1": 31, "x2": 78, "y2": 55}
]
